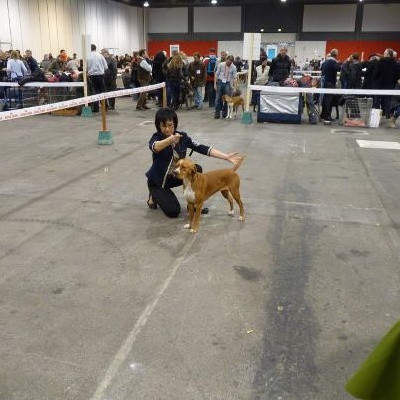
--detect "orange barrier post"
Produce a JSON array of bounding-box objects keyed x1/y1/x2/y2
[
  {"x1": 97, "y1": 99, "x2": 113, "y2": 145},
  {"x1": 162, "y1": 86, "x2": 167, "y2": 107}
]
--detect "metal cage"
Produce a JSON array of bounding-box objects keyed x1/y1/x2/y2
[{"x1": 341, "y1": 96, "x2": 373, "y2": 127}]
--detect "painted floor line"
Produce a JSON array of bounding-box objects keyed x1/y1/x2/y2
[
  {"x1": 90, "y1": 235, "x2": 197, "y2": 400},
  {"x1": 356, "y1": 140, "x2": 400, "y2": 150}
]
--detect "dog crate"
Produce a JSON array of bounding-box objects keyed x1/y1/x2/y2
[
  {"x1": 341, "y1": 97, "x2": 373, "y2": 127},
  {"x1": 258, "y1": 92, "x2": 303, "y2": 124}
]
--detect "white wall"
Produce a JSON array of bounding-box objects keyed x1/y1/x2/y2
[
  {"x1": 294, "y1": 41, "x2": 326, "y2": 67},
  {"x1": 0, "y1": 0, "x2": 143, "y2": 58},
  {"x1": 218, "y1": 41, "x2": 244, "y2": 59}
]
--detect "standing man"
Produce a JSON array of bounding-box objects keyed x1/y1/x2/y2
[
  {"x1": 24, "y1": 50, "x2": 39, "y2": 73},
  {"x1": 101, "y1": 49, "x2": 118, "y2": 110},
  {"x1": 214, "y1": 54, "x2": 237, "y2": 119},
  {"x1": 320, "y1": 48, "x2": 341, "y2": 122},
  {"x1": 268, "y1": 47, "x2": 291, "y2": 84},
  {"x1": 136, "y1": 49, "x2": 152, "y2": 111},
  {"x1": 87, "y1": 44, "x2": 108, "y2": 113},
  {"x1": 188, "y1": 52, "x2": 206, "y2": 110},
  {"x1": 72, "y1": 53, "x2": 80, "y2": 69},
  {"x1": 203, "y1": 47, "x2": 217, "y2": 108},
  {"x1": 373, "y1": 48, "x2": 400, "y2": 119}
]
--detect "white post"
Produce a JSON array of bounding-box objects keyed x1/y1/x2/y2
[
  {"x1": 81, "y1": 34, "x2": 93, "y2": 117},
  {"x1": 245, "y1": 33, "x2": 254, "y2": 113}
]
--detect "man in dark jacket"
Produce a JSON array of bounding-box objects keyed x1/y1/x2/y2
[
  {"x1": 320, "y1": 48, "x2": 341, "y2": 122},
  {"x1": 361, "y1": 53, "x2": 380, "y2": 90},
  {"x1": 389, "y1": 81, "x2": 400, "y2": 128},
  {"x1": 152, "y1": 50, "x2": 167, "y2": 106},
  {"x1": 24, "y1": 50, "x2": 39, "y2": 74},
  {"x1": 188, "y1": 52, "x2": 206, "y2": 109},
  {"x1": 101, "y1": 49, "x2": 118, "y2": 110},
  {"x1": 268, "y1": 47, "x2": 291, "y2": 83},
  {"x1": 347, "y1": 53, "x2": 363, "y2": 89},
  {"x1": 136, "y1": 49, "x2": 152, "y2": 110},
  {"x1": 373, "y1": 48, "x2": 400, "y2": 118}
]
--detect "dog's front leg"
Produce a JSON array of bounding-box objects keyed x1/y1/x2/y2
[
  {"x1": 228, "y1": 105, "x2": 233, "y2": 119},
  {"x1": 184, "y1": 202, "x2": 195, "y2": 230},
  {"x1": 189, "y1": 202, "x2": 203, "y2": 233}
]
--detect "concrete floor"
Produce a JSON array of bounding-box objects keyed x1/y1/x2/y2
[{"x1": 0, "y1": 97, "x2": 399, "y2": 400}]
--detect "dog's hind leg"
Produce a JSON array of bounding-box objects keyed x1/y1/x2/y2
[
  {"x1": 221, "y1": 190, "x2": 234, "y2": 215},
  {"x1": 229, "y1": 185, "x2": 245, "y2": 221}
]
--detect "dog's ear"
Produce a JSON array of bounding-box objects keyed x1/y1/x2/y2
[{"x1": 191, "y1": 164, "x2": 197, "y2": 175}]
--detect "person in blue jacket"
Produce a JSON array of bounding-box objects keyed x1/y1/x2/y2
[{"x1": 146, "y1": 107, "x2": 241, "y2": 218}]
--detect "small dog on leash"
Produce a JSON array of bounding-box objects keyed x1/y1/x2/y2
[
  {"x1": 174, "y1": 157, "x2": 245, "y2": 233},
  {"x1": 222, "y1": 94, "x2": 245, "y2": 118},
  {"x1": 179, "y1": 80, "x2": 194, "y2": 110}
]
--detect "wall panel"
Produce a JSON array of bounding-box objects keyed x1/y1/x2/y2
[
  {"x1": 84, "y1": 0, "x2": 97, "y2": 45},
  {"x1": 38, "y1": 0, "x2": 51, "y2": 56},
  {"x1": 47, "y1": 0, "x2": 60, "y2": 53},
  {"x1": 362, "y1": 4, "x2": 400, "y2": 32},
  {"x1": 61, "y1": 0, "x2": 74, "y2": 56},
  {"x1": 8, "y1": 0, "x2": 22, "y2": 50},
  {"x1": 27, "y1": 0, "x2": 43, "y2": 57},
  {"x1": 69, "y1": 0, "x2": 83, "y2": 56},
  {"x1": 55, "y1": 0, "x2": 66, "y2": 53},
  {"x1": 326, "y1": 40, "x2": 400, "y2": 61},
  {"x1": 0, "y1": 0, "x2": 141, "y2": 57},
  {"x1": 148, "y1": 8, "x2": 188, "y2": 34},
  {"x1": 147, "y1": 40, "x2": 218, "y2": 59},
  {"x1": 245, "y1": 3, "x2": 301, "y2": 33},
  {"x1": 76, "y1": 0, "x2": 87, "y2": 52},
  {"x1": 0, "y1": 0, "x2": 11, "y2": 46},
  {"x1": 193, "y1": 7, "x2": 241, "y2": 33},
  {"x1": 303, "y1": 5, "x2": 357, "y2": 32}
]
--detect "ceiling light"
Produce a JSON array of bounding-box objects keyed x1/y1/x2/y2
[
  {"x1": 211, "y1": 0, "x2": 218, "y2": 4},
  {"x1": 143, "y1": 1, "x2": 149, "y2": 6},
  {"x1": 281, "y1": 0, "x2": 287, "y2": 2}
]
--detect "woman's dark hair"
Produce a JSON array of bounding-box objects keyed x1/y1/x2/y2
[{"x1": 155, "y1": 107, "x2": 178, "y2": 132}]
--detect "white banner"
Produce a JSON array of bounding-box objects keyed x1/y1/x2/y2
[{"x1": 243, "y1": 33, "x2": 261, "y2": 60}]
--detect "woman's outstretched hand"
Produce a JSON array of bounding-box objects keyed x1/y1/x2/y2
[{"x1": 226, "y1": 152, "x2": 242, "y2": 167}]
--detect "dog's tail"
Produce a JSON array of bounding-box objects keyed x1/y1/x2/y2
[{"x1": 232, "y1": 155, "x2": 245, "y2": 172}]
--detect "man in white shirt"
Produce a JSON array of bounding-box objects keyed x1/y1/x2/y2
[
  {"x1": 214, "y1": 54, "x2": 237, "y2": 119},
  {"x1": 87, "y1": 44, "x2": 108, "y2": 112}
]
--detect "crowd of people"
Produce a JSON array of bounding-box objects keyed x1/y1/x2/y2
[
  {"x1": 1, "y1": 45, "x2": 399, "y2": 126},
  {"x1": 316, "y1": 48, "x2": 400, "y2": 126}
]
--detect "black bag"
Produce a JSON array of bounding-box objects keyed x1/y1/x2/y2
[
  {"x1": 18, "y1": 69, "x2": 47, "y2": 86},
  {"x1": 305, "y1": 93, "x2": 319, "y2": 124}
]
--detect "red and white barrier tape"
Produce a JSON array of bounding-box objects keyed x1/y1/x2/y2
[
  {"x1": 0, "y1": 82, "x2": 84, "y2": 87},
  {"x1": 250, "y1": 85, "x2": 400, "y2": 96},
  {"x1": 0, "y1": 82, "x2": 165, "y2": 122}
]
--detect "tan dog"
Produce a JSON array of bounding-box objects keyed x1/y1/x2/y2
[
  {"x1": 174, "y1": 157, "x2": 245, "y2": 233},
  {"x1": 222, "y1": 94, "x2": 245, "y2": 119}
]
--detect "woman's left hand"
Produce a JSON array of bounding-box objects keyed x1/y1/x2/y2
[{"x1": 226, "y1": 152, "x2": 242, "y2": 166}]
